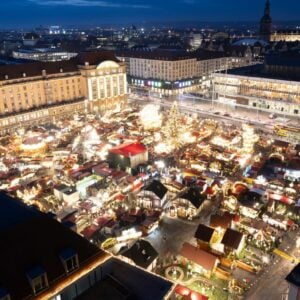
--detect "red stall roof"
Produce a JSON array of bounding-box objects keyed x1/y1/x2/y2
[
  {"x1": 175, "y1": 284, "x2": 208, "y2": 300},
  {"x1": 110, "y1": 142, "x2": 147, "y2": 157}
]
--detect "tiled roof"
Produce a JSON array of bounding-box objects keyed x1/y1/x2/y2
[{"x1": 180, "y1": 243, "x2": 218, "y2": 271}]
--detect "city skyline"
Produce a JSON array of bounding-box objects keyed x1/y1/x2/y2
[{"x1": 0, "y1": 0, "x2": 299, "y2": 28}]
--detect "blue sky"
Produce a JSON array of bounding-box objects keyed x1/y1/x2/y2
[{"x1": 0, "y1": 0, "x2": 299, "y2": 28}]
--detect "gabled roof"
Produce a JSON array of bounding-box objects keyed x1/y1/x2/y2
[
  {"x1": 109, "y1": 142, "x2": 147, "y2": 157},
  {"x1": 120, "y1": 240, "x2": 158, "y2": 269},
  {"x1": 194, "y1": 224, "x2": 215, "y2": 242},
  {"x1": 180, "y1": 187, "x2": 206, "y2": 209},
  {"x1": 221, "y1": 228, "x2": 244, "y2": 250},
  {"x1": 210, "y1": 212, "x2": 235, "y2": 229},
  {"x1": 145, "y1": 180, "x2": 168, "y2": 200},
  {"x1": 180, "y1": 243, "x2": 218, "y2": 271},
  {"x1": 286, "y1": 263, "x2": 300, "y2": 288}
]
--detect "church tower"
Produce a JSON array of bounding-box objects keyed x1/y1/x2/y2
[{"x1": 259, "y1": 0, "x2": 272, "y2": 41}]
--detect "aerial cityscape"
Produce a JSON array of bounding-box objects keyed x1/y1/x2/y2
[{"x1": 0, "y1": 0, "x2": 299, "y2": 300}]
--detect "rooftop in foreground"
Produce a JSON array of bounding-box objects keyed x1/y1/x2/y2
[
  {"x1": 286, "y1": 263, "x2": 300, "y2": 288},
  {"x1": 0, "y1": 192, "x2": 108, "y2": 300}
]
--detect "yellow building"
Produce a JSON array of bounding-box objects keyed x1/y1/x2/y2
[
  {"x1": 0, "y1": 51, "x2": 127, "y2": 133},
  {"x1": 270, "y1": 30, "x2": 300, "y2": 42}
]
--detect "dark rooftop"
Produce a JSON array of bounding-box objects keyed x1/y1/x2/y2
[
  {"x1": 194, "y1": 224, "x2": 215, "y2": 242},
  {"x1": 265, "y1": 50, "x2": 300, "y2": 68},
  {"x1": 286, "y1": 263, "x2": 300, "y2": 288},
  {"x1": 0, "y1": 59, "x2": 78, "y2": 81},
  {"x1": 0, "y1": 50, "x2": 120, "y2": 81},
  {"x1": 76, "y1": 275, "x2": 132, "y2": 300},
  {"x1": 119, "y1": 240, "x2": 158, "y2": 269},
  {"x1": 210, "y1": 212, "x2": 235, "y2": 229},
  {"x1": 76, "y1": 50, "x2": 120, "y2": 65},
  {"x1": 0, "y1": 192, "x2": 40, "y2": 230},
  {"x1": 116, "y1": 49, "x2": 228, "y2": 61},
  {"x1": 89, "y1": 257, "x2": 173, "y2": 300},
  {"x1": 180, "y1": 187, "x2": 206, "y2": 209},
  {"x1": 145, "y1": 180, "x2": 168, "y2": 200},
  {"x1": 238, "y1": 191, "x2": 263, "y2": 209},
  {"x1": 219, "y1": 63, "x2": 300, "y2": 82},
  {"x1": 116, "y1": 49, "x2": 193, "y2": 61},
  {"x1": 221, "y1": 228, "x2": 244, "y2": 250},
  {"x1": 0, "y1": 192, "x2": 106, "y2": 300}
]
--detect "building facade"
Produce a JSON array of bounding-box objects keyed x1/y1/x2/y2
[
  {"x1": 12, "y1": 49, "x2": 78, "y2": 62},
  {"x1": 117, "y1": 49, "x2": 248, "y2": 96},
  {"x1": 0, "y1": 51, "x2": 127, "y2": 134},
  {"x1": 213, "y1": 66, "x2": 300, "y2": 117},
  {"x1": 270, "y1": 30, "x2": 300, "y2": 42}
]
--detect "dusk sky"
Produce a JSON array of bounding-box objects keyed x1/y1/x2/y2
[{"x1": 0, "y1": 0, "x2": 299, "y2": 28}]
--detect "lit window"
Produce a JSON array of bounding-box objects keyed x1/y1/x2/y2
[
  {"x1": 26, "y1": 266, "x2": 48, "y2": 295},
  {"x1": 60, "y1": 248, "x2": 79, "y2": 273}
]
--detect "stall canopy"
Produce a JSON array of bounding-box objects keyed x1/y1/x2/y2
[
  {"x1": 268, "y1": 192, "x2": 294, "y2": 205},
  {"x1": 175, "y1": 284, "x2": 208, "y2": 300}
]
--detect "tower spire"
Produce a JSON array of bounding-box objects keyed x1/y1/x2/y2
[{"x1": 259, "y1": 0, "x2": 272, "y2": 41}]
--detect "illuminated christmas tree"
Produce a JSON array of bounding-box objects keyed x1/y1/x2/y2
[
  {"x1": 154, "y1": 101, "x2": 196, "y2": 154},
  {"x1": 242, "y1": 124, "x2": 259, "y2": 153},
  {"x1": 163, "y1": 101, "x2": 182, "y2": 140}
]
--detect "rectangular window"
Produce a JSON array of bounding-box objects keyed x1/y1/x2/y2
[
  {"x1": 60, "y1": 248, "x2": 79, "y2": 273},
  {"x1": 27, "y1": 267, "x2": 48, "y2": 295},
  {"x1": 65, "y1": 256, "x2": 78, "y2": 272},
  {"x1": 32, "y1": 274, "x2": 47, "y2": 294}
]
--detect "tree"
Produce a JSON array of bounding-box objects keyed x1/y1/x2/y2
[{"x1": 163, "y1": 101, "x2": 182, "y2": 141}]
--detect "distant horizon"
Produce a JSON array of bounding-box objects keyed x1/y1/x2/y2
[
  {"x1": 0, "y1": 19, "x2": 299, "y2": 31},
  {"x1": 0, "y1": 0, "x2": 299, "y2": 29}
]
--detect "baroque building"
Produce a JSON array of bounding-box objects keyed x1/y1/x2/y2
[{"x1": 0, "y1": 51, "x2": 127, "y2": 133}]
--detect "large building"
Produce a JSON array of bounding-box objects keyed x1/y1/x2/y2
[
  {"x1": 117, "y1": 49, "x2": 248, "y2": 96},
  {"x1": 270, "y1": 30, "x2": 300, "y2": 42},
  {"x1": 0, "y1": 192, "x2": 175, "y2": 300},
  {"x1": 12, "y1": 48, "x2": 78, "y2": 62},
  {"x1": 0, "y1": 51, "x2": 127, "y2": 134},
  {"x1": 259, "y1": 1, "x2": 300, "y2": 42},
  {"x1": 213, "y1": 56, "x2": 300, "y2": 117}
]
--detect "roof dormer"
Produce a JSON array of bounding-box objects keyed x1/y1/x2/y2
[
  {"x1": 26, "y1": 266, "x2": 48, "y2": 295},
  {"x1": 59, "y1": 248, "x2": 79, "y2": 274}
]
